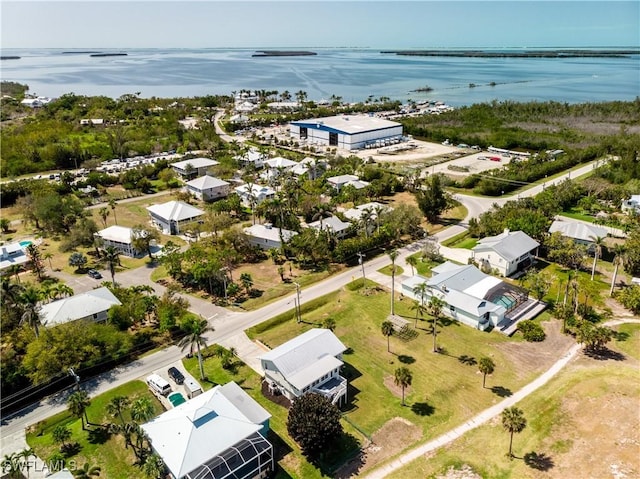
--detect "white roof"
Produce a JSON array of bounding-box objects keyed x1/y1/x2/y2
[
  {"x1": 549, "y1": 220, "x2": 608, "y2": 242},
  {"x1": 472, "y1": 229, "x2": 539, "y2": 262},
  {"x1": 327, "y1": 174, "x2": 359, "y2": 185},
  {"x1": 260, "y1": 329, "x2": 346, "y2": 384},
  {"x1": 234, "y1": 183, "x2": 275, "y2": 197},
  {"x1": 463, "y1": 275, "x2": 503, "y2": 299},
  {"x1": 291, "y1": 115, "x2": 401, "y2": 135},
  {"x1": 307, "y1": 215, "x2": 352, "y2": 233},
  {"x1": 97, "y1": 225, "x2": 134, "y2": 244},
  {"x1": 288, "y1": 355, "x2": 343, "y2": 390},
  {"x1": 147, "y1": 201, "x2": 205, "y2": 222},
  {"x1": 171, "y1": 157, "x2": 219, "y2": 170},
  {"x1": 40, "y1": 287, "x2": 122, "y2": 327},
  {"x1": 264, "y1": 156, "x2": 299, "y2": 169},
  {"x1": 185, "y1": 175, "x2": 230, "y2": 190},
  {"x1": 244, "y1": 224, "x2": 297, "y2": 243},
  {"x1": 343, "y1": 202, "x2": 389, "y2": 221},
  {"x1": 142, "y1": 381, "x2": 270, "y2": 479}
]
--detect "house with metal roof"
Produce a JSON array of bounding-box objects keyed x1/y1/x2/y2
[
  {"x1": 290, "y1": 115, "x2": 402, "y2": 150},
  {"x1": 622, "y1": 194, "x2": 640, "y2": 214},
  {"x1": 142, "y1": 381, "x2": 273, "y2": 479},
  {"x1": 184, "y1": 176, "x2": 230, "y2": 202},
  {"x1": 235, "y1": 148, "x2": 267, "y2": 169},
  {"x1": 244, "y1": 224, "x2": 297, "y2": 250},
  {"x1": 0, "y1": 240, "x2": 29, "y2": 272},
  {"x1": 401, "y1": 261, "x2": 535, "y2": 332},
  {"x1": 40, "y1": 287, "x2": 122, "y2": 327},
  {"x1": 171, "y1": 158, "x2": 219, "y2": 179},
  {"x1": 548, "y1": 220, "x2": 608, "y2": 250},
  {"x1": 471, "y1": 229, "x2": 539, "y2": 277},
  {"x1": 234, "y1": 184, "x2": 276, "y2": 208},
  {"x1": 260, "y1": 329, "x2": 348, "y2": 406},
  {"x1": 96, "y1": 225, "x2": 142, "y2": 257},
  {"x1": 306, "y1": 215, "x2": 353, "y2": 239},
  {"x1": 147, "y1": 201, "x2": 205, "y2": 235},
  {"x1": 326, "y1": 174, "x2": 370, "y2": 192}
]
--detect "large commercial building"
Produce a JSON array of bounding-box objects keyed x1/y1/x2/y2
[{"x1": 289, "y1": 115, "x2": 403, "y2": 150}]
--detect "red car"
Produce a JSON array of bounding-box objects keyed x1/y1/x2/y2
[{"x1": 489, "y1": 156, "x2": 501, "y2": 162}]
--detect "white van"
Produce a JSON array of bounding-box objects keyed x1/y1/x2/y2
[
  {"x1": 146, "y1": 374, "x2": 171, "y2": 396},
  {"x1": 184, "y1": 378, "x2": 203, "y2": 399}
]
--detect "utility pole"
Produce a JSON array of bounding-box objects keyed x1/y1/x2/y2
[
  {"x1": 221, "y1": 267, "x2": 228, "y2": 303},
  {"x1": 294, "y1": 282, "x2": 301, "y2": 323},
  {"x1": 357, "y1": 252, "x2": 366, "y2": 287}
]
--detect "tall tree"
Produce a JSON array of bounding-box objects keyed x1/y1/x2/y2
[
  {"x1": 609, "y1": 244, "x2": 626, "y2": 296},
  {"x1": 102, "y1": 246, "x2": 120, "y2": 287},
  {"x1": 415, "y1": 174, "x2": 450, "y2": 223},
  {"x1": 69, "y1": 252, "x2": 88, "y2": 271},
  {"x1": 589, "y1": 235, "x2": 605, "y2": 281},
  {"x1": 19, "y1": 285, "x2": 43, "y2": 338},
  {"x1": 98, "y1": 207, "x2": 110, "y2": 228},
  {"x1": 142, "y1": 454, "x2": 165, "y2": 479},
  {"x1": 381, "y1": 320, "x2": 394, "y2": 353},
  {"x1": 410, "y1": 300, "x2": 427, "y2": 328},
  {"x1": 501, "y1": 407, "x2": 527, "y2": 458},
  {"x1": 287, "y1": 393, "x2": 342, "y2": 460},
  {"x1": 130, "y1": 397, "x2": 155, "y2": 423},
  {"x1": 427, "y1": 295, "x2": 445, "y2": 353},
  {"x1": 179, "y1": 317, "x2": 214, "y2": 381},
  {"x1": 413, "y1": 282, "x2": 428, "y2": 307},
  {"x1": 394, "y1": 367, "x2": 413, "y2": 406},
  {"x1": 26, "y1": 243, "x2": 45, "y2": 281},
  {"x1": 239, "y1": 272, "x2": 254, "y2": 296},
  {"x1": 67, "y1": 390, "x2": 91, "y2": 430},
  {"x1": 106, "y1": 396, "x2": 130, "y2": 427},
  {"x1": 52, "y1": 425, "x2": 72, "y2": 450},
  {"x1": 388, "y1": 249, "x2": 399, "y2": 316},
  {"x1": 132, "y1": 225, "x2": 160, "y2": 259},
  {"x1": 108, "y1": 198, "x2": 118, "y2": 225},
  {"x1": 478, "y1": 357, "x2": 495, "y2": 388},
  {"x1": 406, "y1": 255, "x2": 418, "y2": 276}
]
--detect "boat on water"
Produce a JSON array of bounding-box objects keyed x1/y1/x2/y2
[{"x1": 90, "y1": 52, "x2": 128, "y2": 57}]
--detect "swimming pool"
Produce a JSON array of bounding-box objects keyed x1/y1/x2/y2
[
  {"x1": 19, "y1": 240, "x2": 32, "y2": 248},
  {"x1": 495, "y1": 295, "x2": 516, "y2": 310}
]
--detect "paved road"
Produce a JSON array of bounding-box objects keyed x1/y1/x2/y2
[{"x1": 0, "y1": 158, "x2": 603, "y2": 462}]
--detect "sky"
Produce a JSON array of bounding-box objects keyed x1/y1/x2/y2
[{"x1": 1, "y1": 1, "x2": 638, "y2": 49}]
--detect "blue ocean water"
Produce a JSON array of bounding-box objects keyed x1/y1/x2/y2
[{"x1": 1, "y1": 48, "x2": 638, "y2": 106}]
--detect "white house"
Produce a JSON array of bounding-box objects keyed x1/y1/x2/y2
[
  {"x1": 244, "y1": 224, "x2": 297, "y2": 250},
  {"x1": 260, "y1": 329, "x2": 348, "y2": 406},
  {"x1": 261, "y1": 157, "x2": 299, "y2": 182},
  {"x1": 291, "y1": 157, "x2": 327, "y2": 180},
  {"x1": 306, "y1": 215, "x2": 352, "y2": 239},
  {"x1": 342, "y1": 202, "x2": 390, "y2": 222},
  {"x1": 40, "y1": 287, "x2": 122, "y2": 328},
  {"x1": 96, "y1": 225, "x2": 142, "y2": 257},
  {"x1": 235, "y1": 148, "x2": 267, "y2": 169},
  {"x1": 171, "y1": 158, "x2": 219, "y2": 179},
  {"x1": 147, "y1": 201, "x2": 205, "y2": 235},
  {"x1": 548, "y1": 220, "x2": 608, "y2": 249},
  {"x1": 326, "y1": 174, "x2": 370, "y2": 192},
  {"x1": 622, "y1": 195, "x2": 640, "y2": 214},
  {"x1": 290, "y1": 115, "x2": 403, "y2": 150},
  {"x1": 401, "y1": 262, "x2": 530, "y2": 331},
  {"x1": 142, "y1": 381, "x2": 273, "y2": 479},
  {"x1": 0, "y1": 241, "x2": 29, "y2": 272},
  {"x1": 184, "y1": 176, "x2": 230, "y2": 201},
  {"x1": 471, "y1": 229, "x2": 539, "y2": 277},
  {"x1": 234, "y1": 184, "x2": 276, "y2": 208}
]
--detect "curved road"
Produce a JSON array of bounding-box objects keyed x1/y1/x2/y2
[{"x1": 0, "y1": 151, "x2": 602, "y2": 466}]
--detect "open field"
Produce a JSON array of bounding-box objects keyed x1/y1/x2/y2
[
  {"x1": 246, "y1": 281, "x2": 576, "y2": 475},
  {"x1": 26, "y1": 381, "x2": 164, "y2": 479},
  {"x1": 385, "y1": 323, "x2": 640, "y2": 479}
]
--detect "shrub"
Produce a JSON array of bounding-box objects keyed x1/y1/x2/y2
[{"x1": 517, "y1": 320, "x2": 546, "y2": 342}]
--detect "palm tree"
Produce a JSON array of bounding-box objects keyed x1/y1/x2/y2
[
  {"x1": 102, "y1": 246, "x2": 120, "y2": 287},
  {"x1": 413, "y1": 282, "x2": 428, "y2": 307},
  {"x1": 179, "y1": 317, "x2": 214, "y2": 381},
  {"x1": 406, "y1": 255, "x2": 418, "y2": 276},
  {"x1": 108, "y1": 198, "x2": 118, "y2": 225},
  {"x1": 478, "y1": 357, "x2": 495, "y2": 388},
  {"x1": 20, "y1": 285, "x2": 43, "y2": 338},
  {"x1": 72, "y1": 463, "x2": 101, "y2": 478},
  {"x1": 106, "y1": 396, "x2": 130, "y2": 426},
  {"x1": 26, "y1": 244, "x2": 45, "y2": 281},
  {"x1": 381, "y1": 320, "x2": 394, "y2": 353},
  {"x1": 43, "y1": 252, "x2": 54, "y2": 271},
  {"x1": 130, "y1": 397, "x2": 155, "y2": 423},
  {"x1": 388, "y1": 249, "x2": 399, "y2": 316},
  {"x1": 18, "y1": 448, "x2": 35, "y2": 479},
  {"x1": 239, "y1": 272, "x2": 253, "y2": 296},
  {"x1": 394, "y1": 367, "x2": 412, "y2": 406},
  {"x1": 142, "y1": 454, "x2": 165, "y2": 479},
  {"x1": 501, "y1": 407, "x2": 527, "y2": 458},
  {"x1": 427, "y1": 295, "x2": 445, "y2": 353},
  {"x1": 410, "y1": 300, "x2": 427, "y2": 328},
  {"x1": 67, "y1": 390, "x2": 91, "y2": 430},
  {"x1": 359, "y1": 207, "x2": 375, "y2": 238},
  {"x1": 589, "y1": 235, "x2": 605, "y2": 281},
  {"x1": 610, "y1": 244, "x2": 626, "y2": 296},
  {"x1": 1, "y1": 452, "x2": 21, "y2": 479},
  {"x1": 52, "y1": 425, "x2": 72, "y2": 450},
  {"x1": 312, "y1": 203, "x2": 333, "y2": 229},
  {"x1": 98, "y1": 207, "x2": 110, "y2": 228},
  {"x1": 322, "y1": 317, "x2": 336, "y2": 331}
]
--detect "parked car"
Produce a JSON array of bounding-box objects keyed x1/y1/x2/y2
[
  {"x1": 87, "y1": 269, "x2": 102, "y2": 279},
  {"x1": 489, "y1": 156, "x2": 502, "y2": 162},
  {"x1": 168, "y1": 366, "x2": 185, "y2": 385}
]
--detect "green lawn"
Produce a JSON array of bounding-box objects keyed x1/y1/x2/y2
[
  {"x1": 385, "y1": 359, "x2": 639, "y2": 479},
  {"x1": 27, "y1": 381, "x2": 163, "y2": 479},
  {"x1": 612, "y1": 323, "x2": 640, "y2": 360},
  {"x1": 378, "y1": 264, "x2": 404, "y2": 276},
  {"x1": 559, "y1": 207, "x2": 596, "y2": 223},
  {"x1": 246, "y1": 280, "x2": 558, "y2": 449},
  {"x1": 405, "y1": 253, "x2": 443, "y2": 276}
]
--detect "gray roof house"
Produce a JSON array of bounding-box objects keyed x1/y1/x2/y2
[
  {"x1": 142, "y1": 381, "x2": 273, "y2": 479},
  {"x1": 327, "y1": 174, "x2": 370, "y2": 191},
  {"x1": 471, "y1": 229, "x2": 539, "y2": 277},
  {"x1": 244, "y1": 224, "x2": 297, "y2": 250},
  {"x1": 548, "y1": 220, "x2": 608, "y2": 250},
  {"x1": 0, "y1": 240, "x2": 29, "y2": 272},
  {"x1": 401, "y1": 261, "x2": 534, "y2": 332},
  {"x1": 306, "y1": 215, "x2": 353, "y2": 239},
  {"x1": 40, "y1": 287, "x2": 122, "y2": 327},
  {"x1": 184, "y1": 176, "x2": 230, "y2": 202},
  {"x1": 260, "y1": 329, "x2": 348, "y2": 406},
  {"x1": 171, "y1": 158, "x2": 219, "y2": 179},
  {"x1": 147, "y1": 201, "x2": 205, "y2": 235}
]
